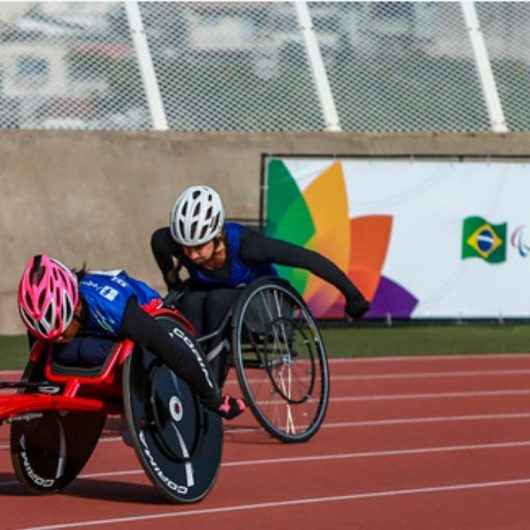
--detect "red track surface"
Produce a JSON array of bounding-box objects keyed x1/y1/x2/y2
[{"x1": 3, "y1": 353, "x2": 530, "y2": 529}]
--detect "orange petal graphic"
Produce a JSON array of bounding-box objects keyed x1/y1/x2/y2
[
  {"x1": 303, "y1": 162, "x2": 350, "y2": 314},
  {"x1": 348, "y1": 216, "x2": 392, "y2": 301}
]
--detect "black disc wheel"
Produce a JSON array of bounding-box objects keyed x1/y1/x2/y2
[
  {"x1": 10, "y1": 358, "x2": 106, "y2": 494},
  {"x1": 123, "y1": 316, "x2": 223, "y2": 503}
]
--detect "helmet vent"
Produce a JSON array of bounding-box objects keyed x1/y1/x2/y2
[
  {"x1": 212, "y1": 213, "x2": 220, "y2": 232},
  {"x1": 30, "y1": 255, "x2": 44, "y2": 286},
  {"x1": 25, "y1": 292, "x2": 34, "y2": 311},
  {"x1": 190, "y1": 220, "x2": 198, "y2": 239},
  {"x1": 181, "y1": 202, "x2": 188, "y2": 216},
  {"x1": 206, "y1": 206, "x2": 213, "y2": 220},
  {"x1": 192, "y1": 190, "x2": 201, "y2": 200},
  {"x1": 193, "y1": 202, "x2": 201, "y2": 217},
  {"x1": 64, "y1": 292, "x2": 73, "y2": 321},
  {"x1": 45, "y1": 304, "x2": 54, "y2": 326},
  {"x1": 36, "y1": 320, "x2": 47, "y2": 336}
]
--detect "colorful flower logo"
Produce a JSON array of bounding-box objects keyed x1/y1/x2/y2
[{"x1": 266, "y1": 160, "x2": 418, "y2": 318}]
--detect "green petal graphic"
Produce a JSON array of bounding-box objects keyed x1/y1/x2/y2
[{"x1": 265, "y1": 159, "x2": 315, "y2": 292}]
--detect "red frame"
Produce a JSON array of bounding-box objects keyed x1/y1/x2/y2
[{"x1": 0, "y1": 306, "x2": 195, "y2": 422}]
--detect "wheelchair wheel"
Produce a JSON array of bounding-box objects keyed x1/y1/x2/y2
[
  {"x1": 123, "y1": 316, "x2": 223, "y2": 503},
  {"x1": 10, "y1": 359, "x2": 106, "y2": 494},
  {"x1": 232, "y1": 278, "x2": 330, "y2": 443}
]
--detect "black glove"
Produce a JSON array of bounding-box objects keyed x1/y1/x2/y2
[
  {"x1": 163, "y1": 284, "x2": 188, "y2": 309},
  {"x1": 344, "y1": 298, "x2": 370, "y2": 321}
]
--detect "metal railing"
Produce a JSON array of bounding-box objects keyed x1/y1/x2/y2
[{"x1": 0, "y1": 1, "x2": 528, "y2": 132}]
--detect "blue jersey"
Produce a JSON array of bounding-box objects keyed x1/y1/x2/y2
[
  {"x1": 79, "y1": 270, "x2": 161, "y2": 336},
  {"x1": 187, "y1": 222, "x2": 276, "y2": 288}
]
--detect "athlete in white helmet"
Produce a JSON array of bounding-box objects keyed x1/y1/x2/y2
[
  {"x1": 151, "y1": 184, "x2": 369, "y2": 384},
  {"x1": 169, "y1": 185, "x2": 225, "y2": 247}
]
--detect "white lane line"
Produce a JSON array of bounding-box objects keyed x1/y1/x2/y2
[
  {"x1": 2, "y1": 353, "x2": 530, "y2": 378},
  {"x1": 0, "y1": 437, "x2": 122, "y2": 451},
  {"x1": 253, "y1": 389, "x2": 530, "y2": 406},
  {"x1": 4, "y1": 439, "x2": 530, "y2": 488},
  {"x1": 17, "y1": 477, "x2": 530, "y2": 530},
  {"x1": 223, "y1": 369, "x2": 530, "y2": 386},
  {"x1": 331, "y1": 369, "x2": 530, "y2": 380},
  {"x1": 327, "y1": 353, "x2": 530, "y2": 362},
  {"x1": 3, "y1": 410, "x2": 530, "y2": 451},
  {"x1": 324, "y1": 412, "x2": 530, "y2": 428},
  {"x1": 328, "y1": 389, "x2": 530, "y2": 402},
  {"x1": 225, "y1": 412, "x2": 530, "y2": 435}
]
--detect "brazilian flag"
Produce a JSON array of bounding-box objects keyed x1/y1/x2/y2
[{"x1": 462, "y1": 216, "x2": 507, "y2": 263}]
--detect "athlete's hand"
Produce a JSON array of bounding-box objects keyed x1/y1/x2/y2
[{"x1": 344, "y1": 298, "x2": 370, "y2": 321}]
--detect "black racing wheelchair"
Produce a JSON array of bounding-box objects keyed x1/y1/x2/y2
[
  {"x1": 192, "y1": 277, "x2": 330, "y2": 444},
  {"x1": 0, "y1": 307, "x2": 222, "y2": 503}
]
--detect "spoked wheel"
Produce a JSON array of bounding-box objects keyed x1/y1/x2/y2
[
  {"x1": 123, "y1": 316, "x2": 223, "y2": 503},
  {"x1": 10, "y1": 358, "x2": 106, "y2": 494},
  {"x1": 232, "y1": 278, "x2": 330, "y2": 443}
]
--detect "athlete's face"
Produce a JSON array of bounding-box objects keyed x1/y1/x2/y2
[{"x1": 181, "y1": 240, "x2": 216, "y2": 264}]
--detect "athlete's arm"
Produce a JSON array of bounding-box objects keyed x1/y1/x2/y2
[
  {"x1": 150, "y1": 228, "x2": 182, "y2": 289},
  {"x1": 240, "y1": 230, "x2": 369, "y2": 318},
  {"x1": 120, "y1": 298, "x2": 221, "y2": 408}
]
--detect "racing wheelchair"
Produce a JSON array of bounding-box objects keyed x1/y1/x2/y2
[
  {"x1": 190, "y1": 276, "x2": 330, "y2": 444},
  {"x1": 0, "y1": 306, "x2": 222, "y2": 503}
]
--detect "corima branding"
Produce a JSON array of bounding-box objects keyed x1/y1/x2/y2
[
  {"x1": 169, "y1": 327, "x2": 213, "y2": 389},
  {"x1": 19, "y1": 436, "x2": 55, "y2": 488},
  {"x1": 139, "y1": 431, "x2": 189, "y2": 494}
]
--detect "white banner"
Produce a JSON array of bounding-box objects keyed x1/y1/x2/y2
[{"x1": 265, "y1": 157, "x2": 530, "y2": 319}]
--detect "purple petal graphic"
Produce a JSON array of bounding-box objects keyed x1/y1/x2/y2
[{"x1": 365, "y1": 276, "x2": 418, "y2": 318}]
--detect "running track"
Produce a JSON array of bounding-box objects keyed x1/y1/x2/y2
[{"x1": 2, "y1": 353, "x2": 530, "y2": 529}]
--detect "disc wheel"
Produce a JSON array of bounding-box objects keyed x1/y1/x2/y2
[
  {"x1": 123, "y1": 316, "x2": 223, "y2": 503},
  {"x1": 10, "y1": 358, "x2": 106, "y2": 494}
]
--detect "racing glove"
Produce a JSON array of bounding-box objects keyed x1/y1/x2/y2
[
  {"x1": 217, "y1": 395, "x2": 246, "y2": 420},
  {"x1": 344, "y1": 298, "x2": 370, "y2": 321}
]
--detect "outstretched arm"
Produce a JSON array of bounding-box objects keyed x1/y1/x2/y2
[{"x1": 240, "y1": 230, "x2": 369, "y2": 319}]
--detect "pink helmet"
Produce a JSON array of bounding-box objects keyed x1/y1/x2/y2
[{"x1": 18, "y1": 255, "x2": 79, "y2": 341}]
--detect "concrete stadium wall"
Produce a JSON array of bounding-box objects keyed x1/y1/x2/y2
[{"x1": 1, "y1": 130, "x2": 530, "y2": 334}]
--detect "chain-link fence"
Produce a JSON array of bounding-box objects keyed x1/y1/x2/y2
[{"x1": 0, "y1": 1, "x2": 528, "y2": 132}]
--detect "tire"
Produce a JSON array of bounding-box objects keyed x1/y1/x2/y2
[
  {"x1": 10, "y1": 359, "x2": 106, "y2": 494},
  {"x1": 232, "y1": 278, "x2": 330, "y2": 443},
  {"x1": 123, "y1": 316, "x2": 223, "y2": 503}
]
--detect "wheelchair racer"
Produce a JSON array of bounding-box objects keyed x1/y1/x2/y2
[
  {"x1": 17, "y1": 254, "x2": 246, "y2": 420},
  {"x1": 151, "y1": 185, "x2": 370, "y2": 371}
]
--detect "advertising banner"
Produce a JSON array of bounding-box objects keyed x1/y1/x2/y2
[{"x1": 264, "y1": 157, "x2": 530, "y2": 319}]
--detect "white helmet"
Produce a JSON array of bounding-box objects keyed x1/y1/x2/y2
[{"x1": 170, "y1": 185, "x2": 225, "y2": 246}]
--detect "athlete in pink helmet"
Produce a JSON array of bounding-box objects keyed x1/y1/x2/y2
[
  {"x1": 18, "y1": 255, "x2": 79, "y2": 342},
  {"x1": 17, "y1": 254, "x2": 245, "y2": 420}
]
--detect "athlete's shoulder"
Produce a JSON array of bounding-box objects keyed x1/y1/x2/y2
[{"x1": 151, "y1": 226, "x2": 172, "y2": 245}]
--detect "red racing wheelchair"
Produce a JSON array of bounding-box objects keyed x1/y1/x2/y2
[{"x1": 0, "y1": 306, "x2": 223, "y2": 503}]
